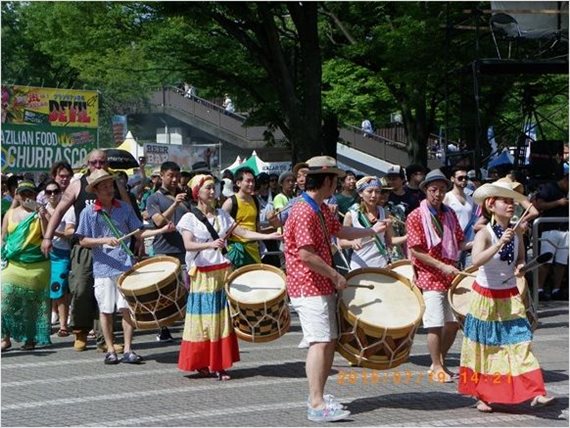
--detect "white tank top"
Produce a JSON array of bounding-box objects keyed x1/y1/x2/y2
[
  {"x1": 349, "y1": 206, "x2": 389, "y2": 270},
  {"x1": 475, "y1": 223, "x2": 519, "y2": 289}
]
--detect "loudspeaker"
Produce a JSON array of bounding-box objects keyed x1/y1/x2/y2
[{"x1": 529, "y1": 140, "x2": 564, "y2": 179}]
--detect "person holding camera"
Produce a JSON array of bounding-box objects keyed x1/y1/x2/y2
[{"x1": 146, "y1": 161, "x2": 192, "y2": 342}]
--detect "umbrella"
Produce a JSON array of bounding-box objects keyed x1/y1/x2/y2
[{"x1": 103, "y1": 148, "x2": 139, "y2": 170}]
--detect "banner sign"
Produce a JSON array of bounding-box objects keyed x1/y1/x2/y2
[
  {"x1": 259, "y1": 161, "x2": 291, "y2": 175},
  {"x1": 144, "y1": 143, "x2": 221, "y2": 171},
  {"x1": 1, "y1": 124, "x2": 97, "y2": 172},
  {"x1": 1, "y1": 85, "x2": 99, "y2": 128}
]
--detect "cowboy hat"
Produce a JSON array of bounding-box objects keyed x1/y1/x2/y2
[
  {"x1": 495, "y1": 176, "x2": 524, "y2": 194},
  {"x1": 86, "y1": 169, "x2": 115, "y2": 193},
  {"x1": 419, "y1": 169, "x2": 452, "y2": 192},
  {"x1": 305, "y1": 156, "x2": 346, "y2": 177},
  {"x1": 472, "y1": 180, "x2": 527, "y2": 205}
]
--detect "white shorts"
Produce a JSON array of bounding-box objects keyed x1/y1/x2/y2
[
  {"x1": 290, "y1": 294, "x2": 338, "y2": 344},
  {"x1": 94, "y1": 276, "x2": 128, "y2": 314},
  {"x1": 541, "y1": 230, "x2": 569, "y2": 265},
  {"x1": 422, "y1": 290, "x2": 457, "y2": 328}
]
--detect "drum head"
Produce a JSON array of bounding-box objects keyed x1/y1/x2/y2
[
  {"x1": 389, "y1": 260, "x2": 414, "y2": 282},
  {"x1": 120, "y1": 258, "x2": 180, "y2": 291},
  {"x1": 342, "y1": 269, "x2": 422, "y2": 329},
  {"x1": 227, "y1": 265, "x2": 286, "y2": 304}
]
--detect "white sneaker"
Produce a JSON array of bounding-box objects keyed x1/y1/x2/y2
[
  {"x1": 307, "y1": 395, "x2": 347, "y2": 410},
  {"x1": 307, "y1": 403, "x2": 351, "y2": 422}
]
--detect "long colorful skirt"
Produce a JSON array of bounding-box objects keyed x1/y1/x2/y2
[
  {"x1": 458, "y1": 282, "x2": 546, "y2": 404},
  {"x1": 1, "y1": 259, "x2": 51, "y2": 346},
  {"x1": 178, "y1": 263, "x2": 240, "y2": 372}
]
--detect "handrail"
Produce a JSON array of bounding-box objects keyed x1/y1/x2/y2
[{"x1": 531, "y1": 216, "x2": 569, "y2": 309}]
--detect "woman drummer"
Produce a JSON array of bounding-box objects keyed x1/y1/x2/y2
[
  {"x1": 458, "y1": 180, "x2": 555, "y2": 412},
  {"x1": 339, "y1": 176, "x2": 391, "y2": 269},
  {"x1": 177, "y1": 174, "x2": 281, "y2": 380}
]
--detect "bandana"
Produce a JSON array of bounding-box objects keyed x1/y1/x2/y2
[
  {"x1": 491, "y1": 224, "x2": 515, "y2": 265},
  {"x1": 189, "y1": 174, "x2": 214, "y2": 200},
  {"x1": 356, "y1": 176, "x2": 381, "y2": 193}
]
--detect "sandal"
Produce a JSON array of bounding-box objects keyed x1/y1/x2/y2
[
  {"x1": 530, "y1": 395, "x2": 555, "y2": 408},
  {"x1": 476, "y1": 400, "x2": 493, "y2": 413},
  {"x1": 57, "y1": 328, "x2": 70, "y2": 337},
  {"x1": 21, "y1": 341, "x2": 35, "y2": 351},
  {"x1": 1, "y1": 340, "x2": 12, "y2": 352},
  {"x1": 216, "y1": 370, "x2": 231, "y2": 381},
  {"x1": 196, "y1": 367, "x2": 211, "y2": 378}
]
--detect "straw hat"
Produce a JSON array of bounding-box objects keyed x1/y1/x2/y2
[
  {"x1": 305, "y1": 156, "x2": 346, "y2": 177},
  {"x1": 419, "y1": 169, "x2": 452, "y2": 192},
  {"x1": 472, "y1": 180, "x2": 527, "y2": 205},
  {"x1": 379, "y1": 176, "x2": 393, "y2": 191},
  {"x1": 86, "y1": 169, "x2": 115, "y2": 193},
  {"x1": 495, "y1": 176, "x2": 524, "y2": 194}
]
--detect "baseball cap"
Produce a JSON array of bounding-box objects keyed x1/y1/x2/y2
[{"x1": 386, "y1": 165, "x2": 405, "y2": 178}]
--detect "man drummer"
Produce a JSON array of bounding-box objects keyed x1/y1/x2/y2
[
  {"x1": 406, "y1": 169, "x2": 470, "y2": 383},
  {"x1": 76, "y1": 170, "x2": 174, "y2": 365},
  {"x1": 283, "y1": 156, "x2": 388, "y2": 423}
]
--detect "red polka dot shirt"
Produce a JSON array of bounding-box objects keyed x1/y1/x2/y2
[
  {"x1": 406, "y1": 205, "x2": 464, "y2": 292},
  {"x1": 284, "y1": 200, "x2": 341, "y2": 298}
]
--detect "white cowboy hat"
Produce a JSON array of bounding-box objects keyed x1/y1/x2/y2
[
  {"x1": 472, "y1": 180, "x2": 527, "y2": 205},
  {"x1": 86, "y1": 169, "x2": 115, "y2": 193}
]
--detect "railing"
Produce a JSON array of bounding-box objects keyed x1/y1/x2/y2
[{"x1": 531, "y1": 217, "x2": 569, "y2": 309}]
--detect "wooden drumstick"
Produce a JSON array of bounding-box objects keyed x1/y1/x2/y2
[
  {"x1": 456, "y1": 271, "x2": 478, "y2": 278},
  {"x1": 219, "y1": 220, "x2": 241, "y2": 240},
  {"x1": 334, "y1": 242, "x2": 351, "y2": 270},
  {"x1": 347, "y1": 283, "x2": 374, "y2": 290},
  {"x1": 512, "y1": 203, "x2": 533, "y2": 231},
  {"x1": 118, "y1": 227, "x2": 143, "y2": 242}
]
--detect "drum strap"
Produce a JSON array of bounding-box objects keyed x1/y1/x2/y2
[
  {"x1": 191, "y1": 208, "x2": 227, "y2": 255},
  {"x1": 99, "y1": 211, "x2": 136, "y2": 258}
]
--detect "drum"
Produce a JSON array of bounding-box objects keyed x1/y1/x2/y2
[
  {"x1": 337, "y1": 268, "x2": 425, "y2": 370},
  {"x1": 448, "y1": 265, "x2": 538, "y2": 331},
  {"x1": 225, "y1": 264, "x2": 290, "y2": 343},
  {"x1": 388, "y1": 259, "x2": 415, "y2": 284},
  {"x1": 118, "y1": 256, "x2": 188, "y2": 330}
]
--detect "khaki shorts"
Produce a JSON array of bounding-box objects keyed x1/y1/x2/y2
[
  {"x1": 422, "y1": 290, "x2": 456, "y2": 328},
  {"x1": 290, "y1": 294, "x2": 338, "y2": 344}
]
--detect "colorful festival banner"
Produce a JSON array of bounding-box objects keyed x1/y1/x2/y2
[
  {"x1": 1, "y1": 85, "x2": 99, "y2": 128},
  {"x1": 1, "y1": 124, "x2": 97, "y2": 172}
]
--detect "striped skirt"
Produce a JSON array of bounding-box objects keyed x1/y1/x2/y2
[
  {"x1": 458, "y1": 282, "x2": 546, "y2": 404},
  {"x1": 178, "y1": 263, "x2": 240, "y2": 372}
]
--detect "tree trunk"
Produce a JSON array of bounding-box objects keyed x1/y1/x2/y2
[{"x1": 401, "y1": 97, "x2": 429, "y2": 167}]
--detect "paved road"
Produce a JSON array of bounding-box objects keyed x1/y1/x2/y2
[{"x1": 2, "y1": 301, "x2": 568, "y2": 426}]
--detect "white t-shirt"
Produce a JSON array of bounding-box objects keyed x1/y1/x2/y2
[
  {"x1": 444, "y1": 191, "x2": 474, "y2": 231},
  {"x1": 176, "y1": 209, "x2": 234, "y2": 268},
  {"x1": 53, "y1": 207, "x2": 76, "y2": 250}
]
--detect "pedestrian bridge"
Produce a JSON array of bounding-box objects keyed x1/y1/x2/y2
[{"x1": 146, "y1": 87, "x2": 440, "y2": 174}]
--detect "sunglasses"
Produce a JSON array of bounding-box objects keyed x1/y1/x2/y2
[
  {"x1": 45, "y1": 189, "x2": 61, "y2": 195},
  {"x1": 455, "y1": 176, "x2": 468, "y2": 181},
  {"x1": 89, "y1": 160, "x2": 107, "y2": 166}
]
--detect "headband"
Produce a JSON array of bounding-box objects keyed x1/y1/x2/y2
[{"x1": 189, "y1": 174, "x2": 214, "y2": 200}]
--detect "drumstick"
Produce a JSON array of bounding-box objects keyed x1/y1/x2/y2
[
  {"x1": 118, "y1": 227, "x2": 143, "y2": 242},
  {"x1": 347, "y1": 283, "x2": 374, "y2": 290},
  {"x1": 220, "y1": 220, "x2": 241, "y2": 240},
  {"x1": 512, "y1": 203, "x2": 533, "y2": 231},
  {"x1": 334, "y1": 242, "x2": 351, "y2": 270}
]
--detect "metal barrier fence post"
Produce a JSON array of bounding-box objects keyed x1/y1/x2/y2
[{"x1": 531, "y1": 217, "x2": 569, "y2": 308}]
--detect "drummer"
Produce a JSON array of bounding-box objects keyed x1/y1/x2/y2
[
  {"x1": 339, "y1": 176, "x2": 392, "y2": 269},
  {"x1": 458, "y1": 180, "x2": 555, "y2": 412},
  {"x1": 75, "y1": 170, "x2": 175, "y2": 365},
  {"x1": 406, "y1": 169, "x2": 470, "y2": 383},
  {"x1": 176, "y1": 174, "x2": 280, "y2": 381},
  {"x1": 283, "y1": 156, "x2": 387, "y2": 423}
]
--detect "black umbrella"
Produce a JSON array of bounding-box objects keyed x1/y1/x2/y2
[{"x1": 103, "y1": 148, "x2": 139, "y2": 170}]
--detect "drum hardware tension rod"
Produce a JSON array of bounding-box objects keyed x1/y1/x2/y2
[{"x1": 501, "y1": 252, "x2": 553, "y2": 284}]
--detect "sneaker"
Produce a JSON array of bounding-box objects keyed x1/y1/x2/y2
[
  {"x1": 122, "y1": 351, "x2": 143, "y2": 364},
  {"x1": 307, "y1": 403, "x2": 351, "y2": 422},
  {"x1": 307, "y1": 395, "x2": 347, "y2": 410},
  {"x1": 104, "y1": 352, "x2": 120, "y2": 365},
  {"x1": 156, "y1": 327, "x2": 174, "y2": 342}
]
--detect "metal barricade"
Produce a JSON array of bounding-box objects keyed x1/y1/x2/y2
[{"x1": 531, "y1": 217, "x2": 569, "y2": 308}]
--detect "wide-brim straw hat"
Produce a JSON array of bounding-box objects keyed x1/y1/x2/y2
[
  {"x1": 419, "y1": 169, "x2": 451, "y2": 192},
  {"x1": 305, "y1": 156, "x2": 346, "y2": 177},
  {"x1": 86, "y1": 169, "x2": 115, "y2": 193},
  {"x1": 473, "y1": 180, "x2": 527, "y2": 205}
]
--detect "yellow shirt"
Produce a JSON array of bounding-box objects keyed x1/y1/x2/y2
[{"x1": 232, "y1": 195, "x2": 257, "y2": 243}]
